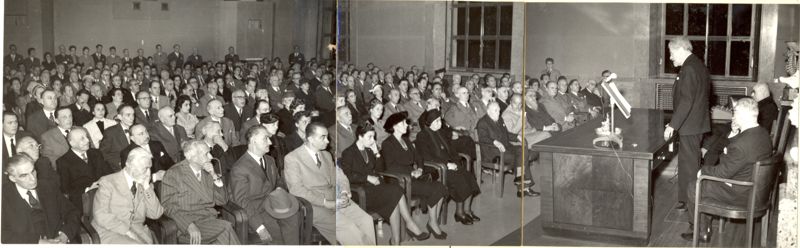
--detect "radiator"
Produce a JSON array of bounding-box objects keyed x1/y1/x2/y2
[{"x1": 655, "y1": 83, "x2": 749, "y2": 110}]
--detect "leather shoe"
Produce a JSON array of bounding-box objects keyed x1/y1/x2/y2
[
  {"x1": 408, "y1": 230, "x2": 430, "y2": 241},
  {"x1": 675, "y1": 201, "x2": 688, "y2": 212},
  {"x1": 454, "y1": 214, "x2": 474, "y2": 225},
  {"x1": 468, "y1": 212, "x2": 481, "y2": 222},
  {"x1": 427, "y1": 225, "x2": 447, "y2": 240},
  {"x1": 517, "y1": 188, "x2": 541, "y2": 198},
  {"x1": 680, "y1": 224, "x2": 711, "y2": 243}
]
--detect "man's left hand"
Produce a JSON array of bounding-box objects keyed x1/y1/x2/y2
[{"x1": 663, "y1": 124, "x2": 674, "y2": 141}]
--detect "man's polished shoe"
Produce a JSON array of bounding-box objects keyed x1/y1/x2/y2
[
  {"x1": 675, "y1": 201, "x2": 688, "y2": 212},
  {"x1": 517, "y1": 188, "x2": 541, "y2": 198},
  {"x1": 680, "y1": 225, "x2": 711, "y2": 243},
  {"x1": 454, "y1": 214, "x2": 474, "y2": 225}
]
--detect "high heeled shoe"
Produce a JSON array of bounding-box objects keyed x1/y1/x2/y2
[
  {"x1": 454, "y1": 213, "x2": 474, "y2": 225},
  {"x1": 680, "y1": 224, "x2": 712, "y2": 243},
  {"x1": 408, "y1": 230, "x2": 431, "y2": 241},
  {"x1": 467, "y1": 212, "x2": 481, "y2": 222},
  {"x1": 427, "y1": 224, "x2": 448, "y2": 240}
]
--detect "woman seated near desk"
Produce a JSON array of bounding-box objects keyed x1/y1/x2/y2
[
  {"x1": 415, "y1": 109, "x2": 481, "y2": 225},
  {"x1": 340, "y1": 124, "x2": 431, "y2": 244},
  {"x1": 381, "y1": 111, "x2": 448, "y2": 240}
]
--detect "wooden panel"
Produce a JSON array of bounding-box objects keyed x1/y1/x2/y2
[
  {"x1": 590, "y1": 156, "x2": 633, "y2": 230},
  {"x1": 539, "y1": 152, "x2": 554, "y2": 223},
  {"x1": 553, "y1": 153, "x2": 593, "y2": 226},
  {"x1": 632, "y1": 158, "x2": 651, "y2": 233}
]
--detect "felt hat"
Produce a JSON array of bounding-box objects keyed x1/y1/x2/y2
[
  {"x1": 263, "y1": 188, "x2": 300, "y2": 219},
  {"x1": 418, "y1": 109, "x2": 442, "y2": 128},
  {"x1": 384, "y1": 111, "x2": 409, "y2": 131}
]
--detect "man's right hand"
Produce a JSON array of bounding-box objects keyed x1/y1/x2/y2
[
  {"x1": 323, "y1": 199, "x2": 337, "y2": 209},
  {"x1": 366, "y1": 175, "x2": 381, "y2": 185},
  {"x1": 493, "y1": 140, "x2": 506, "y2": 153},
  {"x1": 187, "y1": 223, "x2": 202, "y2": 244},
  {"x1": 256, "y1": 227, "x2": 273, "y2": 242}
]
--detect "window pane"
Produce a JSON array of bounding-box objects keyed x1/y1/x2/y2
[
  {"x1": 469, "y1": 7, "x2": 482, "y2": 35},
  {"x1": 499, "y1": 40, "x2": 511, "y2": 69},
  {"x1": 457, "y1": 7, "x2": 466, "y2": 35},
  {"x1": 468, "y1": 40, "x2": 481, "y2": 68},
  {"x1": 484, "y1": 6, "x2": 497, "y2": 35},
  {"x1": 500, "y1": 5, "x2": 513, "y2": 35},
  {"x1": 730, "y1": 41, "x2": 750, "y2": 76},
  {"x1": 709, "y1": 4, "x2": 728, "y2": 36},
  {"x1": 690, "y1": 40, "x2": 706, "y2": 63},
  {"x1": 483, "y1": 40, "x2": 496, "y2": 69},
  {"x1": 664, "y1": 43, "x2": 679, "y2": 74},
  {"x1": 456, "y1": 40, "x2": 465, "y2": 67},
  {"x1": 665, "y1": 4, "x2": 684, "y2": 35},
  {"x1": 707, "y1": 41, "x2": 727, "y2": 75},
  {"x1": 688, "y1": 4, "x2": 707, "y2": 36},
  {"x1": 732, "y1": 4, "x2": 752, "y2": 36}
]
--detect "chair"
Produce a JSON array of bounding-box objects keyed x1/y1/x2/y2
[
  {"x1": 691, "y1": 155, "x2": 782, "y2": 248},
  {"x1": 476, "y1": 143, "x2": 514, "y2": 197},
  {"x1": 423, "y1": 161, "x2": 449, "y2": 225},
  {"x1": 219, "y1": 195, "x2": 318, "y2": 245},
  {"x1": 79, "y1": 189, "x2": 101, "y2": 244}
]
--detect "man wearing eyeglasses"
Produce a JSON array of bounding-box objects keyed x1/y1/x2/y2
[{"x1": 6, "y1": 136, "x2": 60, "y2": 189}]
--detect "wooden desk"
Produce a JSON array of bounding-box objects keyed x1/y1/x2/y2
[{"x1": 532, "y1": 108, "x2": 678, "y2": 245}]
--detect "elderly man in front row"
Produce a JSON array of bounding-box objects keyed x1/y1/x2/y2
[
  {"x1": 681, "y1": 97, "x2": 773, "y2": 243},
  {"x1": 284, "y1": 122, "x2": 375, "y2": 245},
  {"x1": 92, "y1": 147, "x2": 164, "y2": 244},
  {"x1": 2, "y1": 155, "x2": 80, "y2": 244},
  {"x1": 231, "y1": 126, "x2": 300, "y2": 244},
  {"x1": 160, "y1": 140, "x2": 239, "y2": 244}
]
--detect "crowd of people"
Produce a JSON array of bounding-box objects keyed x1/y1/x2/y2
[
  {"x1": 330, "y1": 57, "x2": 614, "y2": 244},
  {"x1": 2, "y1": 42, "x2": 344, "y2": 245}
]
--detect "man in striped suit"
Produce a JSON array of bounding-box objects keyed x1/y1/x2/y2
[{"x1": 160, "y1": 140, "x2": 239, "y2": 244}]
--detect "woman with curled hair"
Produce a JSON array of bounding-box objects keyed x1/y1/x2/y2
[
  {"x1": 175, "y1": 95, "x2": 200, "y2": 138},
  {"x1": 340, "y1": 124, "x2": 430, "y2": 244},
  {"x1": 415, "y1": 109, "x2": 481, "y2": 225},
  {"x1": 366, "y1": 99, "x2": 389, "y2": 147}
]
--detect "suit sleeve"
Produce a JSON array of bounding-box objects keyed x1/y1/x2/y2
[
  {"x1": 229, "y1": 167, "x2": 270, "y2": 232},
  {"x1": 99, "y1": 131, "x2": 116, "y2": 168},
  {"x1": 57, "y1": 159, "x2": 73, "y2": 195},
  {"x1": 93, "y1": 179, "x2": 130, "y2": 235},
  {"x1": 159, "y1": 170, "x2": 194, "y2": 232},
  {"x1": 283, "y1": 154, "x2": 328, "y2": 207},
  {"x1": 670, "y1": 65, "x2": 699, "y2": 130},
  {"x1": 142, "y1": 184, "x2": 164, "y2": 219},
  {"x1": 701, "y1": 143, "x2": 747, "y2": 179},
  {"x1": 56, "y1": 187, "x2": 81, "y2": 240}
]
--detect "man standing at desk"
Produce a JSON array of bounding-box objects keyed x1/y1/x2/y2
[{"x1": 664, "y1": 36, "x2": 711, "y2": 212}]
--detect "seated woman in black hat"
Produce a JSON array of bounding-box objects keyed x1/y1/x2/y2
[
  {"x1": 340, "y1": 123, "x2": 431, "y2": 244},
  {"x1": 415, "y1": 109, "x2": 481, "y2": 225},
  {"x1": 380, "y1": 111, "x2": 448, "y2": 240}
]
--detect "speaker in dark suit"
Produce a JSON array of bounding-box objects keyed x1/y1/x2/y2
[{"x1": 2, "y1": 155, "x2": 80, "y2": 244}]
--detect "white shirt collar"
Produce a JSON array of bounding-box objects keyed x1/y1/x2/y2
[
  {"x1": 188, "y1": 163, "x2": 203, "y2": 178},
  {"x1": 304, "y1": 145, "x2": 320, "y2": 163},
  {"x1": 247, "y1": 151, "x2": 263, "y2": 166},
  {"x1": 16, "y1": 184, "x2": 37, "y2": 203}
]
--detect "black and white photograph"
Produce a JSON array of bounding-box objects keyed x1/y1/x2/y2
[{"x1": 2, "y1": 0, "x2": 800, "y2": 247}]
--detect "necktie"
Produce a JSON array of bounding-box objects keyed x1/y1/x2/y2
[
  {"x1": 124, "y1": 129, "x2": 131, "y2": 143},
  {"x1": 144, "y1": 110, "x2": 150, "y2": 121},
  {"x1": 130, "y1": 184, "x2": 137, "y2": 197},
  {"x1": 49, "y1": 112, "x2": 56, "y2": 123},
  {"x1": 64, "y1": 129, "x2": 70, "y2": 137},
  {"x1": 315, "y1": 153, "x2": 322, "y2": 168},
  {"x1": 10, "y1": 137, "x2": 16, "y2": 154},
  {"x1": 97, "y1": 120, "x2": 104, "y2": 131},
  {"x1": 260, "y1": 158, "x2": 267, "y2": 175},
  {"x1": 27, "y1": 191, "x2": 40, "y2": 209},
  {"x1": 81, "y1": 153, "x2": 89, "y2": 163}
]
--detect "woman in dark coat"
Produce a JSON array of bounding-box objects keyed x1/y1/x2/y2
[
  {"x1": 381, "y1": 111, "x2": 448, "y2": 240},
  {"x1": 340, "y1": 124, "x2": 430, "y2": 244},
  {"x1": 415, "y1": 109, "x2": 481, "y2": 225}
]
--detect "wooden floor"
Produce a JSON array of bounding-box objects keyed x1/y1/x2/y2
[{"x1": 375, "y1": 157, "x2": 779, "y2": 246}]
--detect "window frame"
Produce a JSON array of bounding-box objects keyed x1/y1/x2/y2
[
  {"x1": 450, "y1": 1, "x2": 513, "y2": 72},
  {"x1": 659, "y1": 3, "x2": 760, "y2": 81}
]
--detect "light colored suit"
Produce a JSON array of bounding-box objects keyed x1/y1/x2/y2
[
  {"x1": 383, "y1": 102, "x2": 403, "y2": 118},
  {"x1": 160, "y1": 161, "x2": 239, "y2": 244},
  {"x1": 195, "y1": 116, "x2": 239, "y2": 146},
  {"x1": 91, "y1": 170, "x2": 164, "y2": 244},
  {"x1": 40, "y1": 127, "x2": 70, "y2": 169},
  {"x1": 283, "y1": 146, "x2": 374, "y2": 245},
  {"x1": 151, "y1": 95, "x2": 170, "y2": 110},
  {"x1": 84, "y1": 118, "x2": 117, "y2": 148}
]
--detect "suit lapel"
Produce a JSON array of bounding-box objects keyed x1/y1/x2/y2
[{"x1": 181, "y1": 164, "x2": 211, "y2": 202}]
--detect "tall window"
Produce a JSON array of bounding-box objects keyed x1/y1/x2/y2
[
  {"x1": 452, "y1": 1, "x2": 513, "y2": 71},
  {"x1": 662, "y1": 4, "x2": 759, "y2": 79}
]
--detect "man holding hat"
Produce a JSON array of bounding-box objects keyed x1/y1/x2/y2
[
  {"x1": 231, "y1": 126, "x2": 300, "y2": 245},
  {"x1": 160, "y1": 140, "x2": 239, "y2": 244}
]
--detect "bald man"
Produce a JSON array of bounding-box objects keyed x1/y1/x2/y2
[
  {"x1": 151, "y1": 107, "x2": 189, "y2": 162},
  {"x1": 195, "y1": 99, "x2": 239, "y2": 146},
  {"x1": 92, "y1": 147, "x2": 164, "y2": 244},
  {"x1": 56, "y1": 127, "x2": 113, "y2": 213}
]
